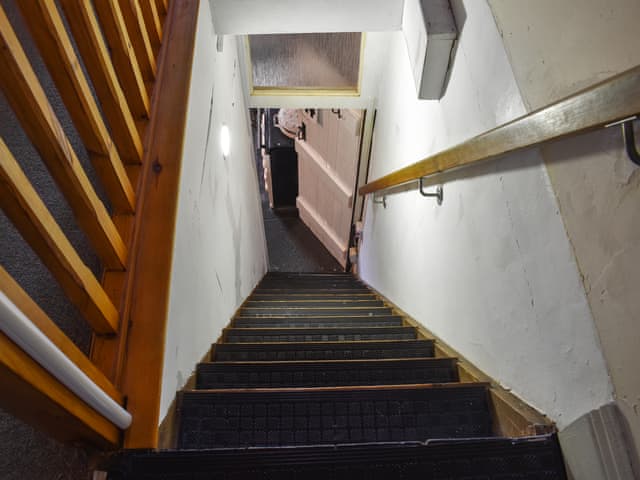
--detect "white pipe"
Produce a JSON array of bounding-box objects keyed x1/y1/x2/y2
[{"x1": 0, "y1": 291, "x2": 132, "y2": 429}]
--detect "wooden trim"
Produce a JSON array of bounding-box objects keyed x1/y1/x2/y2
[
  {"x1": 58, "y1": 0, "x2": 143, "y2": 165},
  {"x1": 92, "y1": 0, "x2": 150, "y2": 121},
  {"x1": 91, "y1": 0, "x2": 200, "y2": 449},
  {"x1": 0, "y1": 331, "x2": 120, "y2": 448},
  {"x1": 0, "y1": 267, "x2": 122, "y2": 403},
  {"x1": 140, "y1": 1, "x2": 163, "y2": 53},
  {"x1": 360, "y1": 65, "x2": 640, "y2": 195},
  {"x1": 0, "y1": 140, "x2": 119, "y2": 334},
  {"x1": 0, "y1": 7, "x2": 127, "y2": 271},
  {"x1": 364, "y1": 283, "x2": 556, "y2": 437},
  {"x1": 16, "y1": 0, "x2": 135, "y2": 215},
  {"x1": 118, "y1": 0, "x2": 157, "y2": 82}
]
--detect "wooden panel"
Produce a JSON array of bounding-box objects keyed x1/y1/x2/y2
[
  {"x1": 16, "y1": 0, "x2": 135, "y2": 215},
  {"x1": 118, "y1": 0, "x2": 157, "y2": 82},
  {"x1": 0, "y1": 139, "x2": 119, "y2": 334},
  {"x1": 140, "y1": 0, "x2": 163, "y2": 53},
  {"x1": 0, "y1": 331, "x2": 119, "y2": 448},
  {"x1": 58, "y1": 0, "x2": 143, "y2": 165},
  {"x1": 91, "y1": 0, "x2": 200, "y2": 449},
  {"x1": 360, "y1": 65, "x2": 640, "y2": 195},
  {"x1": 0, "y1": 8, "x2": 128, "y2": 271},
  {"x1": 92, "y1": 0, "x2": 150, "y2": 122},
  {"x1": 0, "y1": 267, "x2": 122, "y2": 402}
]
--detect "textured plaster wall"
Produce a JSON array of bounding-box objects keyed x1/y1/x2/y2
[
  {"x1": 490, "y1": 0, "x2": 640, "y2": 454},
  {"x1": 159, "y1": 0, "x2": 268, "y2": 422},
  {"x1": 358, "y1": 0, "x2": 613, "y2": 430}
]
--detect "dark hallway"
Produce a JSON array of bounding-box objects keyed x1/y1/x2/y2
[{"x1": 252, "y1": 110, "x2": 342, "y2": 273}]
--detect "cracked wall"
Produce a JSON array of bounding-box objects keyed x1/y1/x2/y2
[
  {"x1": 358, "y1": 0, "x2": 613, "y2": 432},
  {"x1": 159, "y1": 0, "x2": 268, "y2": 423},
  {"x1": 490, "y1": 0, "x2": 640, "y2": 457}
]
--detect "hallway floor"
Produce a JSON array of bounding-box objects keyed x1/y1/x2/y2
[{"x1": 253, "y1": 116, "x2": 342, "y2": 273}]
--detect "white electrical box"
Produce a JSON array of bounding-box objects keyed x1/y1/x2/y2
[{"x1": 403, "y1": 0, "x2": 457, "y2": 100}]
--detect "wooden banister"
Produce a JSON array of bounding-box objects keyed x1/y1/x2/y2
[
  {"x1": 58, "y1": 0, "x2": 144, "y2": 165},
  {"x1": 0, "y1": 139, "x2": 119, "y2": 334},
  {"x1": 118, "y1": 0, "x2": 157, "y2": 83},
  {"x1": 359, "y1": 65, "x2": 640, "y2": 195},
  {"x1": 93, "y1": 0, "x2": 151, "y2": 122},
  {"x1": 0, "y1": 5, "x2": 128, "y2": 270},
  {"x1": 17, "y1": 0, "x2": 136, "y2": 215},
  {"x1": 1, "y1": 0, "x2": 176, "y2": 450}
]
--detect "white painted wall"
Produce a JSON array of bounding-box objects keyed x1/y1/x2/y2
[
  {"x1": 490, "y1": 0, "x2": 640, "y2": 454},
  {"x1": 209, "y1": 0, "x2": 404, "y2": 34},
  {"x1": 160, "y1": 0, "x2": 268, "y2": 422},
  {"x1": 358, "y1": 0, "x2": 613, "y2": 430}
]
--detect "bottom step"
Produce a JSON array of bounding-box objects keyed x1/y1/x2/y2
[{"x1": 109, "y1": 435, "x2": 567, "y2": 479}]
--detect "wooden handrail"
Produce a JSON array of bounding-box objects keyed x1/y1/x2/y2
[{"x1": 360, "y1": 65, "x2": 640, "y2": 195}]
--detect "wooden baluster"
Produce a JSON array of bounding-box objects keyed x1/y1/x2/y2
[
  {"x1": 0, "y1": 6, "x2": 127, "y2": 271},
  {"x1": 0, "y1": 139, "x2": 119, "y2": 334},
  {"x1": 117, "y1": 0, "x2": 157, "y2": 83},
  {"x1": 16, "y1": 0, "x2": 135, "y2": 215},
  {"x1": 57, "y1": 0, "x2": 143, "y2": 165},
  {"x1": 91, "y1": 0, "x2": 150, "y2": 124},
  {"x1": 140, "y1": 1, "x2": 163, "y2": 55}
]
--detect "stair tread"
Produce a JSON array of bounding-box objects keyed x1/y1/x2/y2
[
  {"x1": 178, "y1": 384, "x2": 492, "y2": 449},
  {"x1": 110, "y1": 435, "x2": 567, "y2": 479},
  {"x1": 214, "y1": 339, "x2": 435, "y2": 361},
  {"x1": 188, "y1": 382, "x2": 487, "y2": 394},
  {"x1": 197, "y1": 357, "x2": 459, "y2": 387}
]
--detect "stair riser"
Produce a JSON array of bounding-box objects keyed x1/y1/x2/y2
[
  {"x1": 239, "y1": 307, "x2": 394, "y2": 317},
  {"x1": 214, "y1": 341, "x2": 435, "y2": 361},
  {"x1": 243, "y1": 300, "x2": 385, "y2": 308},
  {"x1": 233, "y1": 317, "x2": 404, "y2": 328},
  {"x1": 225, "y1": 327, "x2": 417, "y2": 343},
  {"x1": 178, "y1": 386, "x2": 491, "y2": 449}
]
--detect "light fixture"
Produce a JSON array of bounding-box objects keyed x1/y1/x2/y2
[{"x1": 220, "y1": 125, "x2": 231, "y2": 156}]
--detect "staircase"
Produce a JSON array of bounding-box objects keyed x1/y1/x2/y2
[{"x1": 109, "y1": 272, "x2": 567, "y2": 479}]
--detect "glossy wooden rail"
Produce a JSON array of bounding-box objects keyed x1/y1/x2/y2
[{"x1": 360, "y1": 65, "x2": 640, "y2": 195}]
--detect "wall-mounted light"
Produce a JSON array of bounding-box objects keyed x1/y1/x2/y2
[{"x1": 220, "y1": 125, "x2": 231, "y2": 156}]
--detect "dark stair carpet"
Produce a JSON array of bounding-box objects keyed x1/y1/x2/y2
[
  {"x1": 195, "y1": 358, "x2": 459, "y2": 389},
  {"x1": 110, "y1": 435, "x2": 566, "y2": 480},
  {"x1": 107, "y1": 272, "x2": 566, "y2": 479}
]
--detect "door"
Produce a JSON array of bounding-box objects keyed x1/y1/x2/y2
[{"x1": 296, "y1": 109, "x2": 363, "y2": 268}]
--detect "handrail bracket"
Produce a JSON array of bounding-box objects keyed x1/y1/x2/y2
[
  {"x1": 419, "y1": 178, "x2": 444, "y2": 205},
  {"x1": 622, "y1": 117, "x2": 640, "y2": 166}
]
